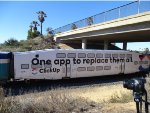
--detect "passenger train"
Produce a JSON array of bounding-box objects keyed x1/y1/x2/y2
[{"x1": 0, "y1": 49, "x2": 150, "y2": 83}]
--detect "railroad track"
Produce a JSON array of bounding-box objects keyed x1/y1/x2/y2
[{"x1": 1, "y1": 73, "x2": 145, "y2": 96}]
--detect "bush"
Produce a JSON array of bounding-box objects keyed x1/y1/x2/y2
[
  {"x1": 4, "y1": 38, "x2": 19, "y2": 47},
  {"x1": 27, "y1": 30, "x2": 40, "y2": 39}
]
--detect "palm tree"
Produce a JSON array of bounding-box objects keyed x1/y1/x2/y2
[
  {"x1": 28, "y1": 21, "x2": 40, "y2": 39},
  {"x1": 29, "y1": 24, "x2": 33, "y2": 32},
  {"x1": 37, "y1": 11, "x2": 47, "y2": 35},
  {"x1": 32, "y1": 21, "x2": 39, "y2": 31}
]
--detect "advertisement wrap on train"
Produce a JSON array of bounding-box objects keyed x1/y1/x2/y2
[{"x1": 0, "y1": 49, "x2": 150, "y2": 82}]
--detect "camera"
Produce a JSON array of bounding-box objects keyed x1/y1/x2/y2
[
  {"x1": 123, "y1": 78, "x2": 149, "y2": 113},
  {"x1": 123, "y1": 78, "x2": 146, "y2": 93}
]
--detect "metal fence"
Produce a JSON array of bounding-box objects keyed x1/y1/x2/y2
[{"x1": 54, "y1": 1, "x2": 150, "y2": 34}]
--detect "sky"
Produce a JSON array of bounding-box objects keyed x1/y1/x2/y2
[{"x1": 0, "y1": 1, "x2": 150, "y2": 51}]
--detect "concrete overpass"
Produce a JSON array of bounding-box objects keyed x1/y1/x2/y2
[{"x1": 54, "y1": 2, "x2": 150, "y2": 50}]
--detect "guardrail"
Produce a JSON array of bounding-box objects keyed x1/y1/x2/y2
[{"x1": 54, "y1": 1, "x2": 150, "y2": 34}]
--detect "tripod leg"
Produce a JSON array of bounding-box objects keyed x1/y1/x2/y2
[
  {"x1": 140, "y1": 100, "x2": 142, "y2": 113},
  {"x1": 144, "y1": 89, "x2": 149, "y2": 113},
  {"x1": 136, "y1": 102, "x2": 140, "y2": 113}
]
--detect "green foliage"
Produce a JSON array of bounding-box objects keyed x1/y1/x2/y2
[
  {"x1": 87, "y1": 17, "x2": 93, "y2": 25},
  {"x1": 144, "y1": 48, "x2": 149, "y2": 53},
  {"x1": 71, "y1": 24, "x2": 77, "y2": 30},
  {"x1": 37, "y1": 11, "x2": 47, "y2": 23},
  {"x1": 27, "y1": 30, "x2": 40, "y2": 39},
  {"x1": 27, "y1": 30, "x2": 32, "y2": 40},
  {"x1": 4, "y1": 38, "x2": 19, "y2": 47},
  {"x1": 32, "y1": 31, "x2": 40, "y2": 38}
]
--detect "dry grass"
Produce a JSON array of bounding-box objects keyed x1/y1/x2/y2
[
  {"x1": 0, "y1": 84, "x2": 135, "y2": 113},
  {"x1": 0, "y1": 88, "x2": 100, "y2": 113},
  {"x1": 108, "y1": 91, "x2": 133, "y2": 103},
  {"x1": 2, "y1": 76, "x2": 150, "y2": 113},
  {"x1": 101, "y1": 102, "x2": 136, "y2": 113}
]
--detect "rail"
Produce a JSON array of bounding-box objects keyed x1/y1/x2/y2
[{"x1": 53, "y1": 1, "x2": 150, "y2": 34}]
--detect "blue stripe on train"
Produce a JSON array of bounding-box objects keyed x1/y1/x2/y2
[{"x1": 0, "y1": 52, "x2": 11, "y2": 59}]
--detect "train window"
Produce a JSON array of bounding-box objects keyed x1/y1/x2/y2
[
  {"x1": 87, "y1": 66, "x2": 95, "y2": 71},
  {"x1": 21, "y1": 64, "x2": 29, "y2": 69},
  {"x1": 126, "y1": 54, "x2": 132, "y2": 58},
  {"x1": 139, "y1": 61, "x2": 143, "y2": 65},
  {"x1": 139, "y1": 61, "x2": 148, "y2": 65},
  {"x1": 104, "y1": 66, "x2": 111, "y2": 70},
  {"x1": 143, "y1": 61, "x2": 148, "y2": 64},
  {"x1": 96, "y1": 66, "x2": 103, "y2": 71},
  {"x1": 56, "y1": 53, "x2": 66, "y2": 58},
  {"x1": 120, "y1": 54, "x2": 125, "y2": 58},
  {"x1": 112, "y1": 54, "x2": 118, "y2": 58},
  {"x1": 96, "y1": 53, "x2": 103, "y2": 58},
  {"x1": 87, "y1": 53, "x2": 95, "y2": 58},
  {"x1": 105, "y1": 54, "x2": 111, "y2": 58},
  {"x1": 134, "y1": 61, "x2": 138, "y2": 65},
  {"x1": 78, "y1": 53, "x2": 86, "y2": 58},
  {"x1": 31, "y1": 64, "x2": 42, "y2": 68},
  {"x1": 77, "y1": 67, "x2": 86, "y2": 72},
  {"x1": 67, "y1": 53, "x2": 76, "y2": 58}
]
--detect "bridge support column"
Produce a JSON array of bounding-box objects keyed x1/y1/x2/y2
[
  {"x1": 82, "y1": 39, "x2": 87, "y2": 49},
  {"x1": 123, "y1": 42, "x2": 127, "y2": 50},
  {"x1": 104, "y1": 40, "x2": 108, "y2": 50}
]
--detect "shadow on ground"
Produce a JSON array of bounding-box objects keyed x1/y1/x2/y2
[{"x1": 2, "y1": 74, "x2": 144, "y2": 96}]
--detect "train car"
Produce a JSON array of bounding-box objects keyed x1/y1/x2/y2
[
  {"x1": 0, "y1": 52, "x2": 12, "y2": 81},
  {"x1": 11, "y1": 49, "x2": 149, "y2": 81}
]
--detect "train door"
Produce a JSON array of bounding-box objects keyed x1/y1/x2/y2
[
  {"x1": 60, "y1": 61, "x2": 71, "y2": 79},
  {"x1": 103, "y1": 53, "x2": 125, "y2": 75},
  {"x1": 71, "y1": 61, "x2": 77, "y2": 78},
  {"x1": 120, "y1": 62, "x2": 125, "y2": 74},
  {"x1": 66, "y1": 53, "x2": 77, "y2": 78},
  {"x1": 65, "y1": 63, "x2": 71, "y2": 78}
]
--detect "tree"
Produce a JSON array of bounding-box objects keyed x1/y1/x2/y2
[
  {"x1": 4, "y1": 38, "x2": 19, "y2": 46},
  {"x1": 37, "y1": 11, "x2": 47, "y2": 35},
  {"x1": 32, "y1": 21, "x2": 39, "y2": 31},
  {"x1": 29, "y1": 24, "x2": 33, "y2": 32},
  {"x1": 46, "y1": 27, "x2": 55, "y2": 44},
  {"x1": 27, "y1": 21, "x2": 40, "y2": 39},
  {"x1": 27, "y1": 30, "x2": 32, "y2": 39},
  {"x1": 71, "y1": 24, "x2": 77, "y2": 30},
  {"x1": 46, "y1": 27, "x2": 54, "y2": 37},
  {"x1": 87, "y1": 17, "x2": 93, "y2": 26},
  {"x1": 144, "y1": 48, "x2": 149, "y2": 54}
]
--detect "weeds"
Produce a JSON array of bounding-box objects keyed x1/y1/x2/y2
[
  {"x1": 109, "y1": 91, "x2": 133, "y2": 103},
  {"x1": 0, "y1": 88, "x2": 98, "y2": 113}
]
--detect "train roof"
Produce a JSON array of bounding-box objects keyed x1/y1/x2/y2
[{"x1": 13, "y1": 49, "x2": 135, "y2": 55}]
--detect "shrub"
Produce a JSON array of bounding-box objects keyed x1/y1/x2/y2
[{"x1": 4, "y1": 38, "x2": 19, "y2": 47}]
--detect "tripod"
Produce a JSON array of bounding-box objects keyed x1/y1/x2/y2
[{"x1": 133, "y1": 89, "x2": 149, "y2": 113}]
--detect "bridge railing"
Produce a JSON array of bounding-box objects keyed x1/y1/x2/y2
[{"x1": 54, "y1": 1, "x2": 150, "y2": 34}]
